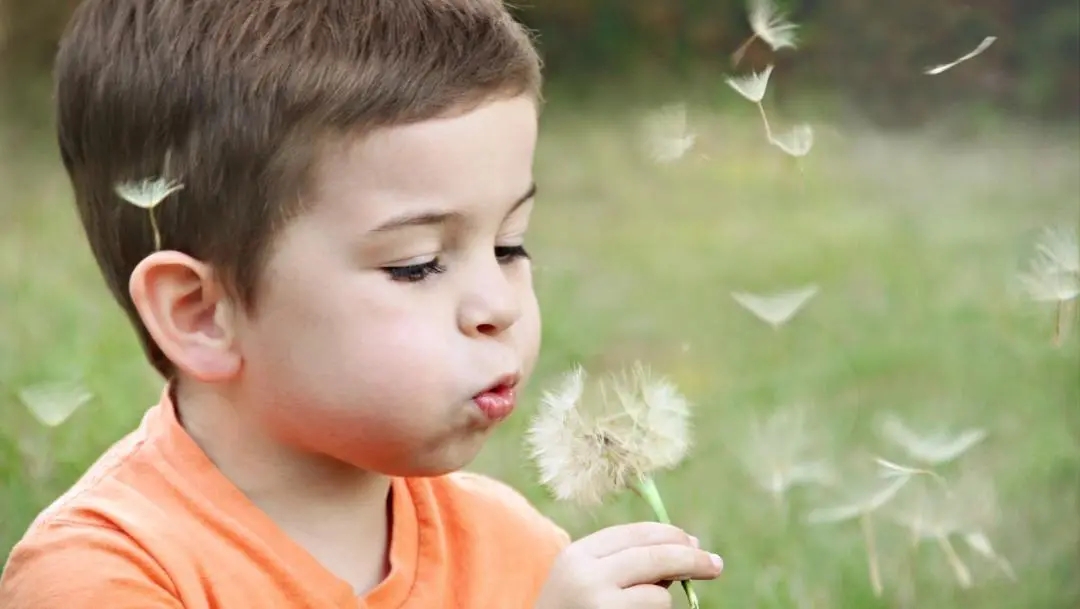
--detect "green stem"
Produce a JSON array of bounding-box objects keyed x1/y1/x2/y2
[{"x1": 634, "y1": 476, "x2": 701, "y2": 609}]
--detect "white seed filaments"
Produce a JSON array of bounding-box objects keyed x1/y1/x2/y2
[
  {"x1": 733, "y1": 0, "x2": 800, "y2": 66},
  {"x1": 1018, "y1": 225, "x2": 1079, "y2": 345},
  {"x1": 731, "y1": 284, "x2": 819, "y2": 329},
  {"x1": 18, "y1": 380, "x2": 93, "y2": 428},
  {"x1": 640, "y1": 103, "x2": 697, "y2": 164}
]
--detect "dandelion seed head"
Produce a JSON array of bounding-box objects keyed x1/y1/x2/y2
[
  {"x1": 18, "y1": 380, "x2": 93, "y2": 427},
  {"x1": 114, "y1": 177, "x2": 184, "y2": 210},
  {"x1": 770, "y1": 123, "x2": 814, "y2": 157},
  {"x1": 526, "y1": 363, "x2": 692, "y2": 506},
  {"x1": 725, "y1": 65, "x2": 775, "y2": 103},
  {"x1": 749, "y1": 0, "x2": 799, "y2": 51}
]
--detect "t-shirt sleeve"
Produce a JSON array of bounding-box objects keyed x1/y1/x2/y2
[{"x1": 0, "y1": 520, "x2": 183, "y2": 609}]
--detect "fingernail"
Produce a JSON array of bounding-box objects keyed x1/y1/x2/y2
[
  {"x1": 689, "y1": 535, "x2": 700, "y2": 548},
  {"x1": 710, "y1": 553, "x2": 724, "y2": 570}
]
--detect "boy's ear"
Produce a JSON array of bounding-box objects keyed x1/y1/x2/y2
[{"x1": 129, "y1": 252, "x2": 241, "y2": 382}]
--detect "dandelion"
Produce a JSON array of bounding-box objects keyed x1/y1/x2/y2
[
  {"x1": 1018, "y1": 225, "x2": 1079, "y2": 345},
  {"x1": 725, "y1": 65, "x2": 775, "y2": 140},
  {"x1": 18, "y1": 380, "x2": 93, "y2": 427},
  {"x1": 640, "y1": 103, "x2": 696, "y2": 164},
  {"x1": 526, "y1": 363, "x2": 700, "y2": 608},
  {"x1": 769, "y1": 123, "x2": 814, "y2": 158},
  {"x1": 879, "y1": 414, "x2": 987, "y2": 465},
  {"x1": 731, "y1": 284, "x2": 819, "y2": 329},
  {"x1": 733, "y1": 0, "x2": 799, "y2": 66},
  {"x1": 925, "y1": 36, "x2": 997, "y2": 75},
  {"x1": 115, "y1": 177, "x2": 184, "y2": 251}
]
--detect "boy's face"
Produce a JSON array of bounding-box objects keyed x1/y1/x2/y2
[{"x1": 234, "y1": 95, "x2": 541, "y2": 476}]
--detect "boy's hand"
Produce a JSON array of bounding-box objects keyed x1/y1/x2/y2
[{"x1": 534, "y1": 522, "x2": 724, "y2": 609}]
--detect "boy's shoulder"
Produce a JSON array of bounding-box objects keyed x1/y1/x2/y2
[
  {"x1": 0, "y1": 409, "x2": 188, "y2": 607},
  {"x1": 429, "y1": 470, "x2": 571, "y2": 547}
]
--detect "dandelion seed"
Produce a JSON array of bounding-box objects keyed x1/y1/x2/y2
[
  {"x1": 738, "y1": 405, "x2": 835, "y2": 504},
  {"x1": 115, "y1": 177, "x2": 184, "y2": 251},
  {"x1": 1034, "y1": 226, "x2": 1080, "y2": 275},
  {"x1": 769, "y1": 123, "x2": 814, "y2": 157},
  {"x1": 807, "y1": 474, "x2": 914, "y2": 597},
  {"x1": 925, "y1": 36, "x2": 997, "y2": 75},
  {"x1": 886, "y1": 470, "x2": 1009, "y2": 588},
  {"x1": 1017, "y1": 227, "x2": 1079, "y2": 344},
  {"x1": 731, "y1": 284, "x2": 819, "y2": 329},
  {"x1": 807, "y1": 475, "x2": 913, "y2": 525},
  {"x1": 18, "y1": 380, "x2": 93, "y2": 427},
  {"x1": 879, "y1": 414, "x2": 987, "y2": 465},
  {"x1": 726, "y1": 65, "x2": 776, "y2": 141},
  {"x1": 526, "y1": 363, "x2": 700, "y2": 608},
  {"x1": 640, "y1": 103, "x2": 696, "y2": 164},
  {"x1": 733, "y1": 0, "x2": 799, "y2": 66}
]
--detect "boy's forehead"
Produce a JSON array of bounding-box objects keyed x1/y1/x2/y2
[{"x1": 307, "y1": 96, "x2": 538, "y2": 224}]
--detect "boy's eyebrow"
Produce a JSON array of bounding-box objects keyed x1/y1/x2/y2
[{"x1": 370, "y1": 183, "x2": 537, "y2": 233}]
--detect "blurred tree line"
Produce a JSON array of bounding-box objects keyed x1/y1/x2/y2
[{"x1": 1, "y1": 0, "x2": 1077, "y2": 126}]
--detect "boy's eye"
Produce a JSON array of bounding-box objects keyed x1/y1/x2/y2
[
  {"x1": 495, "y1": 245, "x2": 530, "y2": 264},
  {"x1": 381, "y1": 258, "x2": 446, "y2": 283}
]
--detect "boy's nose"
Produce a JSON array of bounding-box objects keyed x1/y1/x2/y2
[{"x1": 457, "y1": 266, "x2": 522, "y2": 337}]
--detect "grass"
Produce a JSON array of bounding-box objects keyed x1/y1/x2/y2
[{"x1": 2, "y1": 91, "x2": 1079, "y2": 608}]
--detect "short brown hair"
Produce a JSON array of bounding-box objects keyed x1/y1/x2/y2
[{"x1": 54, "y1": 0, "x2": 542, "y2": 377}]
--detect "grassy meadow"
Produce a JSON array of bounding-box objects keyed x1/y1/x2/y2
[{"x1": 2, "y1": 86, "x2": 1079, "y2": 608}]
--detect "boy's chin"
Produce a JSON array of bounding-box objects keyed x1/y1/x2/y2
[{"x1": 379, "y1": 436, "x2": 489, "y2": 479}]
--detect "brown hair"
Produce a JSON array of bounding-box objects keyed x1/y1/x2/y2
[{"x1": 54, "y1": 0, "x2": 542, "y2": 377}]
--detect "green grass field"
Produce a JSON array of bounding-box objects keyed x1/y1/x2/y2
[{"x1": 2, "y1": 92, "x2": 1078, "y2": 608}]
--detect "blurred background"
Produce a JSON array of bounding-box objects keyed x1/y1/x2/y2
[{"x1": 1, "y1": 1, "x2": 1078, "y2": 608}]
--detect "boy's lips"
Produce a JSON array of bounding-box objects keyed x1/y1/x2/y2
[{"x1": 472, "y1": 374, "x2": 519, "y2": 422}]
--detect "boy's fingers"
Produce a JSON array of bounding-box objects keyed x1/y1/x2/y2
[
  {"x1": 604, "y1": 544, "x2": 724, "y2": 588},
  {"x1": 574, "y1": 522, "x2": 694, "y2": 558},
  {"x1": 620, "y1": 584, "x2": 674, "y2": 608}
]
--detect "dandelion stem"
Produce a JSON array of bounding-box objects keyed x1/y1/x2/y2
[
  {"x1": 756, "y1": 101, "x2": 773, "y2": 141},
  {"x1": 860, "y1": 513, "x2": 883, "y2": 597},
  {"x1": 148, "y1": 209, "x2": 162, "y2": 251},
  {"x1": 936, "y1": 534, "x2": 972, "y2": 588},
  {"x1": 633, "y1": 476, "x2": 700, "y2": 609},
  {"x1": 732, "y1": 34, "x2": 758, "y2": 66}
]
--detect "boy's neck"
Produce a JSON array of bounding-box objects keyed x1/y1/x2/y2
[{"x1": 172, "y1": 379, "x2": 393, "y2": 594}]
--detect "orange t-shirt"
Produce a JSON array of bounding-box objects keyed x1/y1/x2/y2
[{"x1": 0, "y1": 390, "x2": 570, "y2": 608}]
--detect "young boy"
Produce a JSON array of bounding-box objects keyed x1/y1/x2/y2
[{"x1": 0, "y1": 1, "x2": 724, "y2": 607}]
